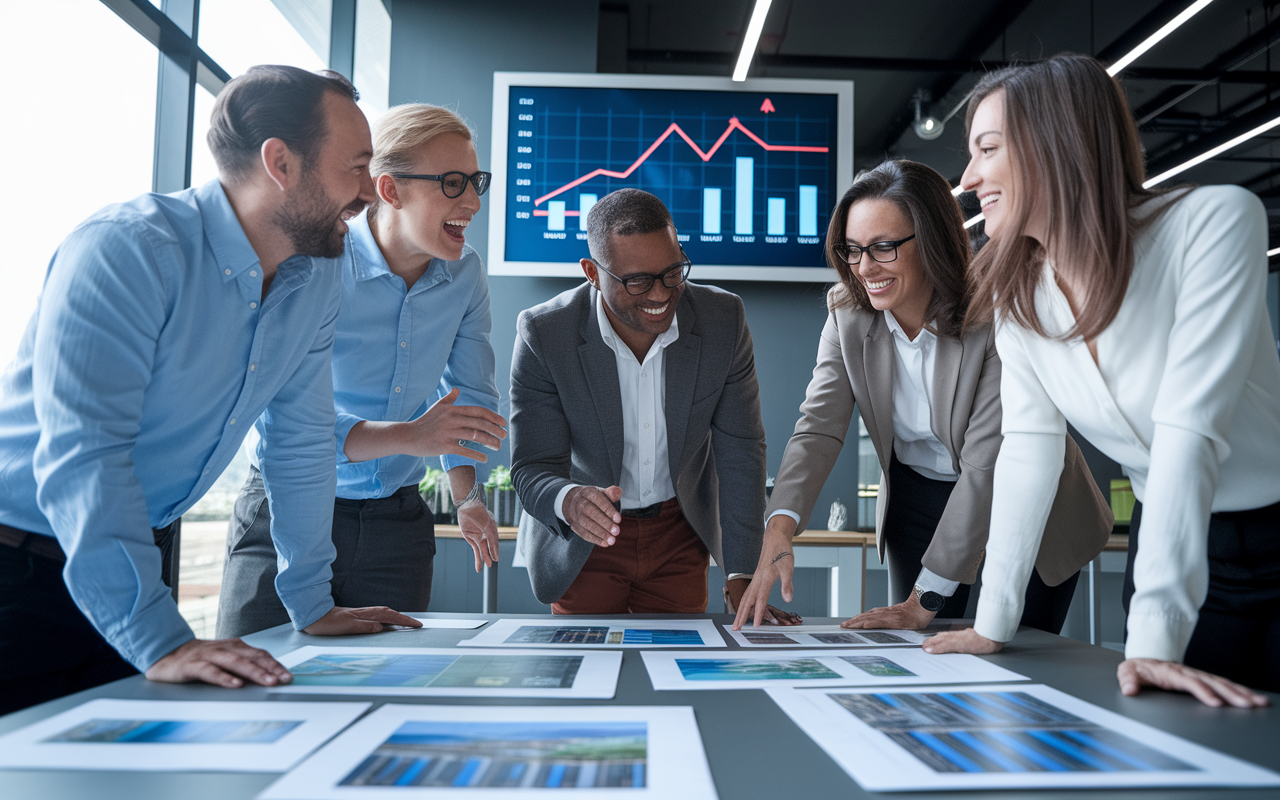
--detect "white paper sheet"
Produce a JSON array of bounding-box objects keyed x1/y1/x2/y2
[
  {"x1": 270, "y1": 646, "x2": 621, "y2": 698},
  {"x1": 766, "y1": 683, "x2": 1280, "y2": 792},
  {"x1": 258, "y1": 704, "x2": 718, "y2": 799},
  {"x1": 459, "y1": 617, "x2": 726, "y2": 648},
  {"x1": 0, "y1": 699, "x2": 368, "y2": 772},
  {"x1": 404, "y1": 616, "x2": 489, "y2": 629},
  {"x1": 641, "y1": 649, "x2": 1026, "y2": 690},
  {"x1": 723, "y1": 623, "x2": 929, "y2": 647}
]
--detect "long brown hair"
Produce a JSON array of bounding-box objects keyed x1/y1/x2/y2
[
  {"x1": 963, "y1": 53, "x2": 1178, "y2": 341},
  {"x1": 826, "y1": 159, "x2": 971, "y2": 338}
]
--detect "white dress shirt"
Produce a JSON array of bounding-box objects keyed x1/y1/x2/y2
[
  {"x1": 975, "y1": 185, "x2": 1280, "y2": 662},
  {"x1": 773, "y1": 310, "x2": 961, "y2": 598},
  {"x1": 554, "y1": 294, "x2": 679, "y2": 518}
]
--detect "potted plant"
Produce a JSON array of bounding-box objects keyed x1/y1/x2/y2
[
  {"x1": 484, "y1": 464, "x2": 520, "y2": 527},
  {"x1": 418, "y1": 466, "x2": 454, "y2": 524}
]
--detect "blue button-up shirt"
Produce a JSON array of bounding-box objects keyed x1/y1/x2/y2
[
  {"x1": 329, "y1": 212, "x2": 499, "y2": 498},
  {"x1": 0, "y1": 180, "x2": 342, "y2": 670}
]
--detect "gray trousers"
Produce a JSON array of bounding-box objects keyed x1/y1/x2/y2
[{"x1": 216, "y1": 468, "x2": 435, "y2": 638}]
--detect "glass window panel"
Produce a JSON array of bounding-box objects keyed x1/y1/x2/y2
[
  {"x1": 354, "y1": 0, "x2": 391, "y2": 122},
  {"x1": 199, "y1": 0, "x2": 329, "y2": 80},
  {"x1": 190, "y1": 85, "x2": 220, "y2": 189},
  {"x1": 0, "y1": 0, "x2": 157, "y2": 365}
]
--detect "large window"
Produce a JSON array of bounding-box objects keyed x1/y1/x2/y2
[{"x1": 5, "y1": 0, "x2": 391, "y2": 638}]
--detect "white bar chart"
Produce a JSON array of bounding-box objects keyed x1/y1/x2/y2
[
  {"x1": 703, "y1": 188, "x2": 722, "y2": 234},
  {"x1": 799, "y1": 185, "x2": 817, "y2": 236},
  {"x1": 735, "y1": 157, "x2": 753, "y2": 235},
  {"x1": 767, "y1": 198, "x2": 786, "y2": 235},
  {"x1": 578, "y1": 193, "x2": 597, "y2": 231}
]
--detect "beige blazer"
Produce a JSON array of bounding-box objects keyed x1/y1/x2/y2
[{"x1": 767, "y1": 295, "x2": 1112, "y2": 586}]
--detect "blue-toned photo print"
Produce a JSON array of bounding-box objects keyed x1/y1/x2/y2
[
  {"x1": 289, "y1": 654, "x2": 582, "y2": 689},
  {"x1": 831, "y1": 691, "x2": 1199, "y2": 774},
  {"x1": 676, "y1": 658, "x2": 841, "y2": 682},
  {"x1": 340, "y1": 720, "x2": 648, "y2": 788},
  {"x1": 43, "y1": 719, "x2": 301, "y2": 745}
]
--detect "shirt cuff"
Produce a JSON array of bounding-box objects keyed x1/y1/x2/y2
[
  {"x1": 1124, "y1": 610, "x2": 1197, "y2": 663},
  {"x1": 280, "y1": 584, "x2": 337, "y2": 631},
  {"x1": 553, "y1": 483, "x2": 580, "y2": 523},
  {"x1": 726, "y1": 573, "x2": 753, "y2": 581},
  {"x1": 973, "y1": 597, "x2": 1021, "y2": 644},
  {"x1": 768, "y1": 509, "x2": 800, "y2": 525},
  {"x1": 915, "y1": 567, "x2": 961, "y2": 598}
]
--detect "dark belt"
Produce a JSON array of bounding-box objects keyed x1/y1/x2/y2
[
  {"x1": 0, "y1": 523, "x2": 67, "y2": 562},
  {"x1": 621, "y1": 501, "x2": 666, "y2": 519}
]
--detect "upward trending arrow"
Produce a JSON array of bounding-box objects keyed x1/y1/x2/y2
[{"x1": 760, "y1": 97, "x2": 776, "y2": 113}]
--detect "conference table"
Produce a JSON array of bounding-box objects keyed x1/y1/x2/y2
[{"x1": 1, "y1": 614, "x2": 1277, "y2": 799}]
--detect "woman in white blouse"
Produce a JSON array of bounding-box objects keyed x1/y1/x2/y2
[
  {"x1": 733, "y1": 160, "x2": 1111, "y2": 632},
  {"x1": 926, "y1": 54, "x2": 1280, "y2": 708}
]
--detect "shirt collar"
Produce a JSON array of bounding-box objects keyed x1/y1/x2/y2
[
  {"x1": 195, "y1": 179, "x2": 263, "y2": 283},
  {"x1": 348, "y1": 210, "x2": 455, "y2": 290},
  {"x1": 595, "y1": 291, "x2": 680, "y2": 362},
  {"x1": 884, "y1": 310, "x2": 935, "y2": 347}
]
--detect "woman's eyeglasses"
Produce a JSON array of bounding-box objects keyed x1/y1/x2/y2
[
  {"x1": 835, "y1": 234, "x2": 916, "y2": 264},
  {"x1": 391, "y1": 171, "x2": 492, "y2": 198}
]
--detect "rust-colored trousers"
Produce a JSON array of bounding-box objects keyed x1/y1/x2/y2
[{"x1": 553, "y1": 498, "x2": 710, "y2": 614}]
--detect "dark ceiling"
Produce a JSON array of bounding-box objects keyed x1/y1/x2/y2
[{"x1": 595, "y1": 0, "x2": 1280, "y2": 249}]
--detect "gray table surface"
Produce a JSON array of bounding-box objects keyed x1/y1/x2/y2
[{"x1": 1, "y1": 614, "x2": 1277, "y2": 799}]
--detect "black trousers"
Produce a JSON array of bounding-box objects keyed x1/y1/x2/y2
[
  {"x1": 882, "y1": 454, "x2": 1080, "y2": 634},
  {"x1": 0, "y1": 521, "x2": 179, "y2": 716},
  {"x1": 216, "y1": 468, "x2": 436, "y2": 638},
  {"x1": 1124, "y1": 499, "x2": 1280, "y2": 691}
]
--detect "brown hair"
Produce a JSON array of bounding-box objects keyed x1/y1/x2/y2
[
  {"x1": 368, "y1": 104, "x2": 474, "y2": 221},
  {"x1": 208, "y1": 65, "x2": 358, "y2": 183},
  {"x1": 963, "y1": 53, "x2": 1179, "y2": 341},
  {"x1": 825, "y1": 159, "x2": 971, "y2": 338}
]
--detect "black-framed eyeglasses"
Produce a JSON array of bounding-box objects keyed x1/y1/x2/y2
[
  {"x1": 836, "y1": 234, "x2": 916, "y2": 265},
  {"x1": 391, "y1": 171, "x2": 492, "y2": 198},
  {"x1": 593, "y1": 258, "x2": 692, "y2": 295}
]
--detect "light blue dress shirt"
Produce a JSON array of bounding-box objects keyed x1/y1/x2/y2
[
  {"x1": 329, "y1": 212, "x2": 499, "y2": 498},
  {"x1": 0, "y1": 180, "x2": 342, "y2": 670}
]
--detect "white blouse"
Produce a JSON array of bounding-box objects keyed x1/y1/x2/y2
[{"x1": 974, "y1": 185, "x2": 1280, "y2": 663}]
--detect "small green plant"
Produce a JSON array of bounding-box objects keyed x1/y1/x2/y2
[
  {"x1": 419, "y1": 466, "x2": 446, "y2": 495},
  {"x1": 484, "y1": 464, "x2": 514, "y2": 490}
]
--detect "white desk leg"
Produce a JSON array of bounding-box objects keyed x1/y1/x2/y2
[
  {"x1": 835, "y1": 546, "x2": 864, "y2": 618},
  {"x1": 1088, "y1": 556, "x2": 1101, "y2": 647}
]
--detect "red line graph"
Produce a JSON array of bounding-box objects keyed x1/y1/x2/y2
[{"x1": 532, "y1": 117, "x2": 829, "y2": 207}]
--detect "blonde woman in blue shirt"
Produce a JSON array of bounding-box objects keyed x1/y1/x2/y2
[{"x1": 218, "y1": 105, "x2": 507, "y2": 637}]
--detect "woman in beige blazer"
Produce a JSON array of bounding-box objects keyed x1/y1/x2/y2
[{"x1": 734, "y1": 159, "x2": 1111, "y2": 631}]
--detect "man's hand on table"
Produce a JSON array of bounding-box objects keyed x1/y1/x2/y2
[
  {"x1": 842, "y1": 592, "x2": 936, "y2": 630},
  {"x1": 145, "y1": 638, "x2": 292, "y2": 688},
  {"x1": 563, "y1": 485, "x2": 622, "y2": 547},
  {"x1": 303, "y1": 606, "x2": 422, "y2": 635},
  {"x1": 725, "y1": 576, "x2": 802, "y2": 627},
  {"x1": 922, "y1": 627, "x2": 1004, "y2": 655},
  {"x1": 1118, "y1": 658, "x2": 1269, "y2": 708}
]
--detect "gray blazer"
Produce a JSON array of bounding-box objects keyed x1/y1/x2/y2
[
  {"x1": 510, "y1": 282, "x2": 768, "y2": 603},
  {"x1": 767, "y1": 294, "x2": 1112, "y2": 586}
]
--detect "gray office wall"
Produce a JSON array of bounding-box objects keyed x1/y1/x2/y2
[{"x1": 389, "y1": 0, "x2": 862, "y2": 528}]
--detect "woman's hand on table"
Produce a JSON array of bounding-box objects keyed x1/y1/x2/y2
[
  {"x1": 921, "y1": 627, "x2": 1004, "y2": 655},
  {"x1": 841, "y1": 593, "x2": 936, "y2": 630},
  {"x1": 1118, "y1": 658, "x2": 1269, "y2": 708},
  {"x1": 732, "y1": 517, "x2": 801, "y2": 630},
  {"x1": 145, "y1": 638, "x2": 293, "y2": 688}
]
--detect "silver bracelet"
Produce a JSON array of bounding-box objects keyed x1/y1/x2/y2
[{"x1": 454, "y1": 481, "x2": 485, "y2": 510}]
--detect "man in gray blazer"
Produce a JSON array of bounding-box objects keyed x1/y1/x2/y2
[{"x1": 510, "y1": 189, "x2": 788, "y2": 616}]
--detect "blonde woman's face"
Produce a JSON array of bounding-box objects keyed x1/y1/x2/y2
[
  {"x1": 961, "y1": 92, "x2": 1014, "y2": 238},
  {"x1": 394, "y1": 133, "x2": 481, "y2": 262}
]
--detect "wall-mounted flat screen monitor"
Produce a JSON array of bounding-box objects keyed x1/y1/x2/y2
[{"x1": 488, "y1": 72, "x2": 853, "y2": 281}]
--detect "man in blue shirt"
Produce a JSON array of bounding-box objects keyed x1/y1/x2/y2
[{"x1": 0, "y1": 65, "x2": 419, "y2": 715}]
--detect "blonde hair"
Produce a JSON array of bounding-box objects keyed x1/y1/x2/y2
[{"x1": 368, "y1": 103, "x2": 474, "y2": 221}]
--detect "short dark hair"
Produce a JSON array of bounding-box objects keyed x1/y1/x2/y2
[
  {"x1": 586, "y1": 188, "x2": 675, "y2": 264},
  {"x1": 825, "y1": 159, "x2": 971, "y2": 338},
  {"x1": 207, "y1": 65, "x2": 359, "y2": 183}
]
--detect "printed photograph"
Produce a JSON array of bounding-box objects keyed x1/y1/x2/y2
[
  {"x1": 676, "y1": 658, "x2": 841, "y2": 681},
  {"x1": 839, "y1": 656, "x2": 917, "y2": 678},
  {"x1": 830, "y1": 691, "x2": 1199, "y2": 774},
  {"x1": 43, "y1": 719, "x2": 301, "y2": 745},
  {"x1": 507, "y1": 627, "x2": 609, "y2": 645},
  {"x1": 741, "y1": 632, "x2": 800, "y2": 645},
  {"x1": 340, "y1": 720, "x2": 648, "y2": 788},
  {"x1": 289, "y1": 654, "x2": 583, "y2": 689}
]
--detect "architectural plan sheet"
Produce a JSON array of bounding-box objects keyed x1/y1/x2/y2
[
  {"x1": 641, "y1": 649, "x2": 1025, "y2": 690},
  {"x1": 459, "y1": 617, "x2": 726, "y2": 648},
  {"x1": 723, "y1": 623, "x2": 929, "y2": 648},
  {"x1": 0, "y1": 699, "x2": 368, "y2": 772},
  {"x1": 271, "y1": 646, "x2": 621, "y2": 698},
  {"x1": 258, "y1": 703, "x2": 719, "y2": 799},
  {"x1": 766, "y1": 683, "x2": 1280, "y2": 791}
]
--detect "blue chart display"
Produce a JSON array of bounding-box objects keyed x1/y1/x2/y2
[{"x1": 503, "y1": 85, "x2": 840, "y2": 270}]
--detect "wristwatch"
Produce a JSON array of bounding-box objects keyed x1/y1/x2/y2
[{"x1": 914, "y1": 584, "x2": 946, "y2": 613}]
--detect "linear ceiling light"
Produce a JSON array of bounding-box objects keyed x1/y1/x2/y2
[
  {"x1": 1107, "y1": 0, "x2": 1217, "y2": 75},
  {"x1": 964, "y1": 213, "x2": 985, "y2": 230},
  {"x1": 1145, "y1": 112, "x2": 1280, "y2": 186},
  {"x1": 1268, "y1": 246, "x2": 1280, "y2": 257},
  {"x1": 733, "y1": 0, "x2": 774, "y2": 82}
]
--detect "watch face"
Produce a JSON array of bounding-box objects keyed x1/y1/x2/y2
[{"x1": 919, "y1": 591, "x2": 946, "y2": 613}]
